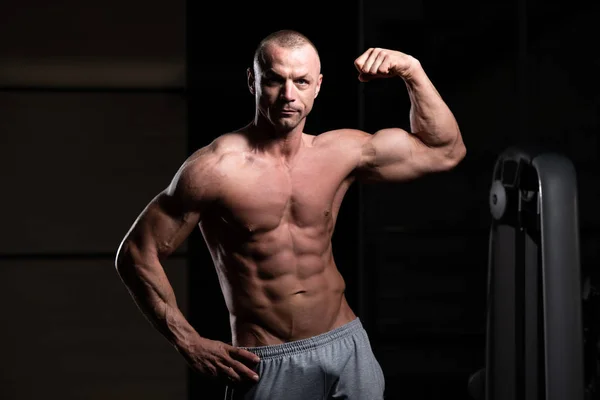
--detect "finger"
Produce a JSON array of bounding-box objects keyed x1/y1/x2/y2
[
  {"x1": 376, "y1": 57, "x2": 393, "y2": 76},
  {"x1": 369, "y1": 51, "x2": 387, "y2": 75},
  {"x1": 374, "y1": 51, "x2": 390, "y2": 76},
  {"x1": 229, "y1": 358, "x2": 260, "y2": 382},
  {"x1": 362, "y1": 48, "x2": 381, "y2": 74},
  {"x1": 230, "y1": 347, "x2": 261, "y2": 364},
  {"x1": 217, "y1": 360, "x2": 242, "y2": 383},
  {"x1": 354, "y1": 48, "x2": 374, "y2": 71}
]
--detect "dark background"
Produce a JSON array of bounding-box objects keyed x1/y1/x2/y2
[{"x1": 1, "y1": 0, "x2": 598, "y2": 399}]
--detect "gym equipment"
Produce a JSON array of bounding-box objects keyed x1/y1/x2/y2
[{"x1": 470, "y1": 146, "x2": 585, "y2": 400}]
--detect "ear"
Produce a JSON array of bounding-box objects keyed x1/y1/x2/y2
[
  {"x1": 314, "y1": 74, "x2": 323, "y2": 98},
  {"x1": 247, "y1": 67, "x2": 255, "y2": 95}
]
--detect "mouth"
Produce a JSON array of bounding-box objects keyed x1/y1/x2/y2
[{"x1": 279, "y1": 109, "x2": 297, "y2": 116}]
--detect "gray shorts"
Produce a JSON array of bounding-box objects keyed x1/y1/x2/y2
[{"x1": 224, "y1": 318, "x2": 385, "y2": 400}]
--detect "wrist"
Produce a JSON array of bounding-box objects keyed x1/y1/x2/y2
[
  {"x1": 173, "y1": 330, "x2": 206, "y2": 359},
  {"x1": 395, "y1": 56, "x2": 422, "y2": 82},
  {"x1": 163, "y1": 307, "x2": 201, "y2": 352}
]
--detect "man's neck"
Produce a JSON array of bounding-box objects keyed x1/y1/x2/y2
[{"x1": 246, "y1": 120, "x2": 306, "y2": 164}]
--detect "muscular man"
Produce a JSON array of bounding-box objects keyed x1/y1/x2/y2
[{"x1": 115, "y1": 29, "x2": 465, "y2": 399}]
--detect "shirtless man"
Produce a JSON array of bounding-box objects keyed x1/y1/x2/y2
[{"x1": 115, "y1": 29, "x2": 465, "y2": 399}]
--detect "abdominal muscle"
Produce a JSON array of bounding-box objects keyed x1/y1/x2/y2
[{"x1": 202, "y1": 219, "x2": 357, "y2": 347}]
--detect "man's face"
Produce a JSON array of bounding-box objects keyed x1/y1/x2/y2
[{"x1": 248, "y1": 43, "x2": 323, "y2": 132}]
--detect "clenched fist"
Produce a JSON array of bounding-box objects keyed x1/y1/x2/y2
[{"x1": 354, "y1": 48, "x2": 418, "y2": 82}]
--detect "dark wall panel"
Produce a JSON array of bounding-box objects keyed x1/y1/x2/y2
[
  {"x1": 0, "y1": 258, "x2": 188, "y2": 400},
  {"x1": 0, "y1": 0, "x2": 185, "y2": 88},
  {"x1": 0, "y1": 92, "x2": 188, "y2": 255},
  {"x1": 0, "y1": 2, "x2": 189, "y2": 399}
]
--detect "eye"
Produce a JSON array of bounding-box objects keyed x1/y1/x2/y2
[{"x1": 262, "y1": 75, "x2": 284, "y2": 86}]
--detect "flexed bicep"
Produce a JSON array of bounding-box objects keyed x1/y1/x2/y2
[{"x1": 356, "y1": 127, "x2": 456, "y2": 183}]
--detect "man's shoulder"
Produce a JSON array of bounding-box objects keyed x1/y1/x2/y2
[
  {"x1": 188, "y1": 131, "x2": 249, "y2": 162},
  {"x1": 212, "y1": 131, "x2": 252, "y2": 153},
  {"x1": 190, "y1": 132, "x2": 249, "y2": 157},
  {"x1": 182, "y1": 132, "x2": 250, "y2": 178},
  {"x1": 169, "y1": 132, "x2": 249, "y2": 201},
  {"x1": 312, "y1": 128, "x2": 371, "y2": 149}
]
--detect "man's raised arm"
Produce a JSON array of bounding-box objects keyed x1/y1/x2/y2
[{"x1": 354, "y1": 48, "x2": 466, "y2": 182}]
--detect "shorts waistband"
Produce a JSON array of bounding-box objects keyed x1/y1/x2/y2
[{"x1": 241, "y1": 318, "x2": 363, "y2": 360}]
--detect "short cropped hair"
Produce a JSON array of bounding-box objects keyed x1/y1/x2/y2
[{"x1": 253, "y1": 30, "x2": 320, "y2": 69}]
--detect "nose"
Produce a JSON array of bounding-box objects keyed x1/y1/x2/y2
[{"x1": 280, "y1": 80, "x2": 296, "y2": 102}]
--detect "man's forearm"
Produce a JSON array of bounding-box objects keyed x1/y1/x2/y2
[
  {"x1": 116, "y1": 251, "x2": 199, "y2": 355},
  {"x1": 403, "y1": 60, "x2": 461, "y2": 149}
]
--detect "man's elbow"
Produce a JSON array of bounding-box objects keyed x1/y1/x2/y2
[
  {"x1": 453, "y1": 141, "x2": 467, "y2": 164},
  {"x1": 441, "y1": 140, "x2": 467, "y2": 171}
]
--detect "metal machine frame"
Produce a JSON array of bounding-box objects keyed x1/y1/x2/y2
[{"x1": 484, "y1": 147, "x2": 584, "y2": 400}]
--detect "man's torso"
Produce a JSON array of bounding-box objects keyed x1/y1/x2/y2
[{"x1": 197, "y1": 130, "x2": 365, "y2": 346}]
